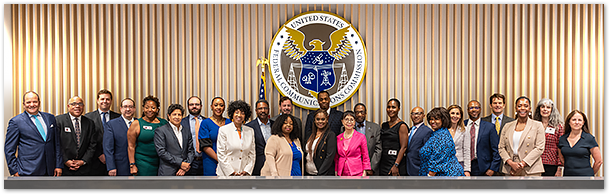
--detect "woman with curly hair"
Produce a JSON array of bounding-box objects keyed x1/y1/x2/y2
[
  {"x1": 532, "y1": 98, "x2": 564, "y2": 176},
  {"x1": 127, "y1": 95, "x2": 168, "y2": 176},
  {"x1": 418, "y1": 107, "x2": 464, "y2": 176},
  {"x1": 215, "y1": 100, "x2": 255, "y2": 176},
  {"x1": 261, "y1": 114, "x2": 303, "y2": 176}
]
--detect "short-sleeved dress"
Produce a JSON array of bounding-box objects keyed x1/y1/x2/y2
[
  {"x1": 558, "y1": 132, "x2": 599, "y2": 176},
  {"x1": 135, "y1": 117, "x2": 168, "y2": 176},
  {"x1": 198, "y1": 117, "x2": 231, "y2": 176},
  {"x1": 378, "y1": 121, "x2": 408, "y2": 176},
  {"x1": 419, "y1": 127, "x2": 465, "y2": 176}
]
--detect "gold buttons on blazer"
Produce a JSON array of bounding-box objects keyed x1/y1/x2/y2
[
  {"x1": 525, "y1": 150, "x2": 528, "y2": 154},
  {"x1": 527, "y1": 143, "x2": 530, "y2": 146},
  {"x1": 528, "y1": 136, "x2": 531, "y2": 139},
  {"x1": 239, "y1": 157, "x2": 242, "y2": 160},
  {"x1": 240, "y1": 150, "x2": 243, "y2": 152}
]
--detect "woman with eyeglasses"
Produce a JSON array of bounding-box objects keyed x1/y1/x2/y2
[
  {"x1": 127, "y1": 95, "x2": 168, "y2": 176},
  {"x1": 334, "y1": 111, "x2": 372, "y2": 176}
]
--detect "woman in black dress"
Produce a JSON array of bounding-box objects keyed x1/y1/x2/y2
[{"x1": 379, "y1": 98, "x2": 409, "y2": 176}]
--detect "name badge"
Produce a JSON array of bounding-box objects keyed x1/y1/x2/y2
[
  {"x1": 143, "y1": 126, "x2": 153, "y2": 130},
  {"x1": 388, "y1": 150, "x2": 397, "y2": 156},
  {"x1": 64, "y1": 127, "x2": 71, "y2": 132},
  {"x1": 545, "y1": 127, "x2": 555, "y2": 134}
]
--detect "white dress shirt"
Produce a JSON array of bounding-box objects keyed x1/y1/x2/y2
[
  {"x1": 466, "y1": 119, "x2": 481, "y2": 159},
  {"x1": 169, "y1": 122, "x2": 183, "y2": 149},
  {"x1": 27, "y1": 112, "x2": 48, "y2": 135},
  {"x1": 257, "y1": 118, "x2": 272, "y2": 142}
]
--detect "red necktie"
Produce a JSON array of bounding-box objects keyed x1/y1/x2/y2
[{"x1": 470, "y1": 122, "x2": 476, "y2": 159}]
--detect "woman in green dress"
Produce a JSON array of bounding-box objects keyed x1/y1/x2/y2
[{"x1": 127, "y1": 95, "x2": 168, "y2": 176}]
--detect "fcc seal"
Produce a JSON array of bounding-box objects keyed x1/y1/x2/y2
[{"x1": 268, "y1": 11, "x2": 367, "y2": 110}]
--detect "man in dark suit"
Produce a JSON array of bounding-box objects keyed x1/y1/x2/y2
[
  {"x1": 181, "y1": 96, "x2": 206, "y2": 175},
  {"x1": 270, "y1": 96, "x2": 302, "y2": 130},
  {"x1": 103, "y1": 98, "x2": 136, "y2": 176},
  {"x1": 5, "y1": 91, "x2": 62, "y2": 176},
  {"x1": 405, "y1": 106, "x2": 432, "y2": 176},
  {"x1": 481, "y1": 93, "x2": 516, "y2": 136},
  {"x1": 464, "y1": 100, "x2": 501, "y2": 176},
  {"x1": 305, "y1": 90, "x2": 343, "y2": 145},
  {"x1": 84, "y1": 89, "x2": 120, "y2": 175},
  {"x1": 57, "y1": 96, "x2": 98, "y2": 176},
  {"x1": 353, "y1": 103, "x2": 381, "y2": 175},
  {"x1": 154, "y1": 104, "x2": 194, "y2": 176},
  {"x1": 245, "y1": 99, "x2": 274, "y2": 176}
]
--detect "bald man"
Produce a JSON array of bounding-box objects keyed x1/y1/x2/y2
[
  {"x1": 56, "y1": 96, "x2": 98, "y2": 176},
  {"x1": 404, "y1": 107, "x2": 433, "y2": 176}
]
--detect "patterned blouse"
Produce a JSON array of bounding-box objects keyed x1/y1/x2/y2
[
  {"x1": 541, "y1": 124, "x2": 564, "y2": 166},
  {"x1": 419, "y1": 128, "x2": 465, "y2": 176}
]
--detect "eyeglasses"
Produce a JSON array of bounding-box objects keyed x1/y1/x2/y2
[
  {"x1": 68, "y1": 102, "x2": 84, "y2": 106},
  {"x1": 121, "y1": 105, "x2": 135, "y2": 109},
  {"x1": 256, "y1": 107, "x2": 269, "y2": 110},
  {"x1": 468, "y1": 107, "x2": 481, "y2": 110},
  {"x1": 354, "y1": 111, "x2": 365, "y2": 114},
  {"x1": 411, "y1": 112, "x2": 423, "y2": 115}
]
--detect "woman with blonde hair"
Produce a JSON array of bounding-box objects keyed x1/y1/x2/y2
[{"x1": 447, "y1": 105, "x2": 471, "y2": 176}]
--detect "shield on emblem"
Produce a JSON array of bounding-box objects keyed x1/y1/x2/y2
[{"x1": 299, "y1": 51, "x2": 336, "y2": 93}]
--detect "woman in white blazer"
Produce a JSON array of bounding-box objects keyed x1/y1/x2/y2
[
  {"x1": 498, "y1": 96, "x2": 545, "y2": 176},
  {"x1": 216, "y1": 100, "x2": 256, "y2": 176},
  {"x1": 447, "y1": 105, "x2": 471, "y2": 176}
]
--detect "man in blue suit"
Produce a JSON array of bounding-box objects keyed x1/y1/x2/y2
[
  {"x1": 103, "y1": 98, "x2": 136, "y2": 176},
  {"x1": 405, "y1": 106, "x2": 432, "y2": 176},
  {"x1": 464, "y1": 100, "x2": 501, "y2": 176},
  {"x1": 181, "y1": 96, "x2": 206, "y2": 176},
  {"x1": 5, "y1": 91, "x2": 62, "y2": 176},
  {"x1": 245, "y1": 99, "x2": 273, "y2": 176}
]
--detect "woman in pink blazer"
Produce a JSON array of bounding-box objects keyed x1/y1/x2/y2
[{"x1": 334, "y1": 111, "x2": 372, "y2": 176}]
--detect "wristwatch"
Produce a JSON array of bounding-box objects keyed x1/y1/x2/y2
[{"x1": 393, "y1": 162, "x2": 399, "y2": 167}]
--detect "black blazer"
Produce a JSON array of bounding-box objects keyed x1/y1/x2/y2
[
  {"x1": 56, "y1": 113, "x2": 98, "y2": 176},
  {"x1": 304, "y1": 130, "x2": 336, "y2": 176},
  {"x1": 304, "y1": 108, "x2": 343, "y2": 142},
  {"x1": 84, "y1": 110, "x2": 120, "y2": 175},
  {"x1": 245, "y1": 118, "x2": 274, "y2": 176}
]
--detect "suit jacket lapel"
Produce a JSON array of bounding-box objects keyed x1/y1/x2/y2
[
  {"x1": 22, "y1": 113, "x2": 44, "y2": 141},
  {"x1": 517, "y1": 119, "x2": 534, "y2": 149},
  {"x1": 504, "y1": 123, "x2": 515, "y2": 154},
  {"x1": 66, "y1": 116, "x2": 78, "y2": 148}
]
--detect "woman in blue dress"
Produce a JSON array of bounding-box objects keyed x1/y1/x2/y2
[
  {"x1": 419, "y1": 107, "x2": 465, "y2": 176},
  {"x1": 558, "y1": 110, "x2": 602, "y2": 176},
  {"x1": 198, "y1": 97, "x2": 231, "y2": 176}
]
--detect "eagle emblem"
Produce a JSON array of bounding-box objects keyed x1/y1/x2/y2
[{"x1": 282, "y1": 26, "x2": 353, "y2": 97}]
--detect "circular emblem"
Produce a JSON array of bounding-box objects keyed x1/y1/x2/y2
[{"x1": 268, "y1": 11, "x2": 367, "y2": 110}]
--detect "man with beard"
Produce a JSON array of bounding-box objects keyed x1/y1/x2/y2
[
  {"x1": 464, "y1": 100, "x2": 501, "y2": 176},
  {"x1": 245, "y1": 99, "x2": 273, "y2": 176},
  {"x1": 181, "y1": 96, "x2": 206, "y2": 175}
]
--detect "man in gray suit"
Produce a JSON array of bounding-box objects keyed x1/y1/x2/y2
[
  {"x1": 154, "y1": 104, "x2": 194, "y2": 176},
  {"x1": 353, "y1": 103, "x2": 381, "y2": 175},
  {"x1": 481, "y1": 93, "x2": 516, "y2": 137}
]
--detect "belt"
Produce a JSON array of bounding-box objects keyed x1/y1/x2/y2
[{"x1": 195, "y1": 156, "x2": 202, "y2": 161}]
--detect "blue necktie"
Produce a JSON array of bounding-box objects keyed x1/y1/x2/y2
[
  {"x1": 32, "y1": 115, "x2": 46, "y2": 141},
  {"x1": 408, "y1": 126, "x2": 417, "y2": 143},
  {"x1": 102, "y1": 112, "x2": 108, "y2": 125}
]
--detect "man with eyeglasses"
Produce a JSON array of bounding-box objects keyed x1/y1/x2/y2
[
  {"x1": 404, "y1": 107, "x2": 432, "y2": 176},
  {"x1": 57, "y1": 96, "x2": 98, "y2": 175},
  {"x1": 84, "y1": 89, "x2": 121, "y2": 175},
  {"x1": 5, "y1": 91, "x2": 62, "y2": 176},
  {"x1": 181, "y1": 96, "x2": 207, "y2": 176},
  {"x1": 464, "y1": 100, "x2": 501, "y2": 176},
  {"x1": 245, "y1": 99, "x2": 273, "y2": 176},
  {"x1": 353, "y1": 103, "x2": 381, "y2": 175},
  {"x1": 103, "y1": 98, "x2": 136, "y2": 176}
]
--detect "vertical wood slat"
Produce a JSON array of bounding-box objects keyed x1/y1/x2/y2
[{"x1": 6, "y1": 4, "x2": 605, "y2": 177}]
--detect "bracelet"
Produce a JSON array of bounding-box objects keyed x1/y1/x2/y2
[
  {"x1": 393, "y1": 162, "x2": 399, "y2": 167},
  {"x1": 130, "y1": 163, "x2": 136, "y2": 166}
]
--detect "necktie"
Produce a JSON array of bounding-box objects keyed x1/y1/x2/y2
[
  {"x1": 470, "y1": 122, "x2": 476, "y2": 159},
  {"x1": 495, "y1": 117, "x2": 501, "y2": 135},
  {"x1": 194, "y1": 117, "x2": 201, "y2": 153},
  {"x1": 32, "y1": 115, "x2": 46, "y2": 141},
  {"x1": 128, "y1": 120, "x2": 132, "y2": 126},
  {"x1": 408, "y1": 126, "x2": 417, "y2": 143},
  {"x1": 74, "y1": 117, "x2": 81, "y2": 148},
  {"x1": 102, "y1": 112, "x2": 108, "y2": 125},
  {"x1": 357, "y1": 123, "x2": 364, "y2": 128}
]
